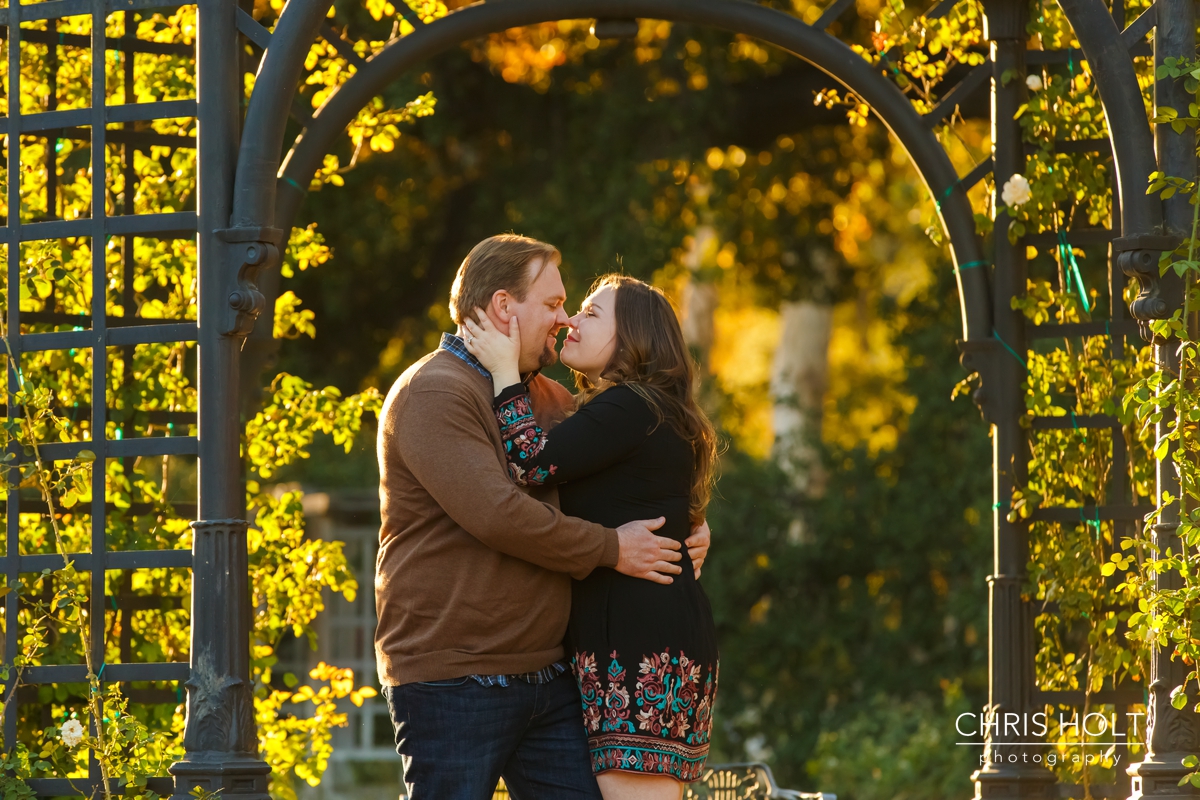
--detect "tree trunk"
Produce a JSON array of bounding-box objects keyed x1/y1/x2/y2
[
  {"x1": 682, "y1": 281, "x2": 718, "y2": 371},
  {"x1": 771, "y1": 299, "x2": 833, "y2": 499},
  {"x1": 681, "y1": 225, "x2": 719, "y2": 373}
]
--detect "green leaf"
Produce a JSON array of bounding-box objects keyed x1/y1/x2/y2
[
  {"x1": 1158, "y1": 106, "x2": 1180, "y2": 120},
  {"x1": 1156, "y1": 435, "x2": 1172, "y2": 460}
]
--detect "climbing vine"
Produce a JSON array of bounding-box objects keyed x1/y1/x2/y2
[{"x1": 1121, "y1": 54, "x2": 1200, "y2": 788}]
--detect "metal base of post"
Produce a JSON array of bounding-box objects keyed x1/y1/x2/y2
[
  {"x1": 170, "y1": 519, "x2": 267, "y2": 800},
  {"x1": 169, "y1": 755, "x2": 271, "y2": 800},
  {"x1": 1128, "y1": 754, "x2": 1200, "y2": 800},
  {"x1": 972, "y1": 761, "x2": 1058, "y2": 800}
]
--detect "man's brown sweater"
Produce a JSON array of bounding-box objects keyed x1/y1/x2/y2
[{"x1": 374, "y1": 348, "x2": 620, "y2": 686}]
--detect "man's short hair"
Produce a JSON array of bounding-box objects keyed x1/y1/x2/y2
[{"x1": 448, "y1": 235, "x2": 561, "y2": 325}]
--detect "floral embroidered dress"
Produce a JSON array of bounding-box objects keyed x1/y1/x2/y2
[{"x1": 493, "y1": 382, "x2": 719, "y2": 782}]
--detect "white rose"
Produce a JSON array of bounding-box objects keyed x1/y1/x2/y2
[
  {"x1": 60, "y1": 718, "x2": 84, "y2": 748},
  {"x1": 1001, "y1": 174, "x2": 1032, "y2": 207},
  {"x1": 1026, "y1": 74, "x2": 1043, "y2": 91}
]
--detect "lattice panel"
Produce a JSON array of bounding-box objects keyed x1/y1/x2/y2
[{"x1": 0, "y1": 0, "x2": 198, "y2": 792}]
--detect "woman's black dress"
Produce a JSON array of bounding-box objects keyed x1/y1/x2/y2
[{"x1": 493, "y1": 382, "x2": 719, "y2": 782}]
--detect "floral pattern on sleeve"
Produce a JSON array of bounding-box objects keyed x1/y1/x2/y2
[{"x1": 495, "y1": 391, "x2": 557, "y2": 485}]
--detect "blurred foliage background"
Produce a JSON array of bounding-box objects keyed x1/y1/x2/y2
[{"x1": 270, "y1": 5, "x2": 994, "y2": 795}]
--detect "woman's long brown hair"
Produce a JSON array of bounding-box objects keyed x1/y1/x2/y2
[{"x1": 574, "y1": 274, "x2": 718, "y2": 526}]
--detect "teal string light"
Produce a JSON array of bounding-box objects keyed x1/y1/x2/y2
[
  {"x1": 1068, "y1": 409, "x2": 1088, "y2": 441},
  {"x1": 282, "y1": 175, "x2": 303, "y2": 191},
  {"x1": 934, "y1": 181, "x2": 959, "y2": 211},
  {"x1": 91, "y1": 662, "x2": 107, "y2": 694},
  {"x1": 992, "y1": 329, "x2": 1028, "y2": 369},
  {"x1": 879, "y1": 50, "x2": 902, "y2": 77},
  {"x1": 1057, "y1": 230, "x2": 1091, "y2": 313},
  {"x1": 955, "y1": 260, "x2": 989, "y2": 273}
]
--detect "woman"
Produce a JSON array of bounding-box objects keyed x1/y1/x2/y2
[{"x1": 463, "y1": 274, "x2": 719, "y2": 800}]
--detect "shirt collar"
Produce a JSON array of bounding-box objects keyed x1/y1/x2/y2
[
  {"x1": 439, "y1": 333, "x2": 491, "y2": 379},
  {"x1": 439, "y1": 331, "x2": 542, "y2": 385}
]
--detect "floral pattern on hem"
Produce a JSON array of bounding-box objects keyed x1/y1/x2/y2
[
  {"x1": 573, "y1": 648, "x2": 718, "y2": 780},
  {"x1": 589, "y1": 733, "x2": 709, "y2": 782},
  {"x1": 495, "y1": 392, "x2": 556, "y2": 485}
]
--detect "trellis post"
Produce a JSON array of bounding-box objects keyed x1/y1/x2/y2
[
  {"x1": 1126, "y1": 0, "x2": 1199, "y2": 796},
  {"x1": 168, "y1": 0, "x2": 272, "y2": 795},
  {"x1": 970, "y1": 0, "x2": 1057, "y2": 795}
]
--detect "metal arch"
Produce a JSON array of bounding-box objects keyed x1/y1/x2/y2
[
  {"x1": 237, "y1": 0, "x2": 993, "y2": 342},
  {"x1": 201, "y1": 2, "x2": 1200, "y2": 800},
  {"x1": 231, "y1": 0, "x2": 332, "y2": 230},
  {"x1": 1056, "y1": 0, "x2": 1159, "y2": 237}
]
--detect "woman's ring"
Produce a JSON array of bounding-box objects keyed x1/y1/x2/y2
[{"x1": 466, "y1": 335, "x2": 474, "y2": 344}]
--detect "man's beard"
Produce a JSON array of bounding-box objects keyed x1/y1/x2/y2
[{"x1": 538, "y1": 342, "x2": 558, "y2": 369}]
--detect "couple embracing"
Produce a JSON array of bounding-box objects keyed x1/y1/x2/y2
[{"x1": 374, "y1": 234, "x2": 721, "y2": 799}]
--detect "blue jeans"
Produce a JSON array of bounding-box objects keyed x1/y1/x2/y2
[{"x1": 382, "y1": 670, "x2": 603, "y2": 800}]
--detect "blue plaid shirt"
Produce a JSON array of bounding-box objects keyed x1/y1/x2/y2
[
  {"x1": 439, "y1": 332, "x2": 491, "y2": 379},
  {"x1": 470, "y1": 661, "x2": 569, "y2": 687},
  {"x1": 439, "y1": 332, "x2": 567, "y2": 687}
]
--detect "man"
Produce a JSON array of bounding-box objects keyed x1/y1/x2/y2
[{"x1": 376, "y1": 234, "x2": 711, "y2": 799}]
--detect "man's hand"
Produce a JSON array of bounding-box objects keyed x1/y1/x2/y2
[
  {"x1": 686, "y1": 519, "x2": 711, "y2": 580},
  {"x1": 616, "y1": 518, "x2": 682, "y2": 585}
]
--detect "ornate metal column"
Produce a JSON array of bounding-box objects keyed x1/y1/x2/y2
[
  {"x1": 971, "y1": 0, "x2": 1056, "y2": 796},
  {"x1": 1126, "y1": 0, "x2": 1199, "y2": 796},
  {"x1": 168, "y1": 0, "x2": 273, "y2": 795}
]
